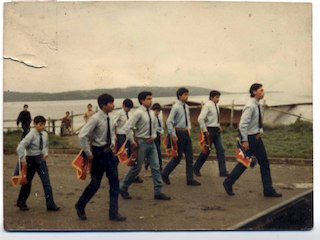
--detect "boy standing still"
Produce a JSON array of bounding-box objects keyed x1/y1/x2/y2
[
  {"x1": 16, "y1": 104, "x2": 32, "y2": 139},
  {"x1": 193, "y1": 90, "x2": 229, "y2": 177},
  {"x1": 223, "y1": 83, "x2": 282, "y2": 197},
  {"x1": 119, "y1": 91, "x2": 171, "y2": 200},
  {"x1": 161, "y1": 88, "x2": 200, "y2": 186},
  {"x1": 16, "y1": 116, "x2": 60, "y2": 211},
  {"x1": 75, "y1": 94, "x2": 126, "y2": 221}
]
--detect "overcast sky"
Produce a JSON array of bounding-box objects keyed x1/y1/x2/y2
[{"x1": 3, "y1": 1, "x2": 312, "y2": 94}]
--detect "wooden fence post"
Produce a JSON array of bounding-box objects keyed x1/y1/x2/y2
[
  {"x1": 230, "y1": 100, "x2": 234, "y2": 127},
  {"x1": 71, "y1": 111, "x2": 74, "y2": 134}
]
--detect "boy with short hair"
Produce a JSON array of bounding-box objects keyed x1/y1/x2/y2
[
  {"x1": 119, "y1": 91, "x2": 170, "y2": 200},
  {"x1": 75, "y1": 93, "x2": 126, "y2": 221},
  {"x1": 151, "y1": 103, "x2": 164, "y2": 170},
  {"x1": 161, "y1": 87, "x2": 200, "y2": 186},
  {"x1": 113, "y1": 99, "x2": 143, "y2": 183},
  {"x1": 194, "y1": 90, "x2": 229, "y2": 177},
  {"x1": 223, "y1": 83, "x2": 282, "y2": 197},
  {"x1": 16, "y1": 115, "x2": 60, "y2": 211}
]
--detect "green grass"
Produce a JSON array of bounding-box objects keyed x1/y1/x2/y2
[
  {"x1": 3, "y1": 130, "x2": 73, "y2": 149},
  {"x1": 4, "y1": 121, "x2": 313, "y2": 158},
  {"x1": 183, "y1": 120, "x2": 312, "y2": 159}
]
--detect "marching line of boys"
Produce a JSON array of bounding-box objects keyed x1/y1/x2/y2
[{"x1": 14, "y1": 83, "x2": 282, "y2": 223}]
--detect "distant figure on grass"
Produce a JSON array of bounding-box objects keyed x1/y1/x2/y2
[
  {"x1": 193, "y1": 90, "x2": 229, "y2": 177},
  {"x1": 16, "y1": 104, "x2": 32, "y2": 139},
  {"x1": 223, "y1": 83, "x2": 282, "y2": 198},
  {"x1": 60, "y1": 111, "x2": 72, "y2": 136},
  {"x1": 161, "y1": 87, "x2": 201, "y2": 186},
  {"x1": 84, "y1": 103, "x2": 95, "y2": 122},
  {"x1": 119, "y1": 91, "x2": 171, "y2": 201},
  {"x1": 113, "y1": 98, "x2": 143, "y2": 183},
  {"x1": 16, "y1": 115, "x2": 60, "y2": 212},
  {"x1": 75, "y1": 93, "x2": 126, "y2": 221}
]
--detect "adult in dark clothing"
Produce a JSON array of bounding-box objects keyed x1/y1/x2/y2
[{"x1": 17, "y1": 104, "x2": 32, "y2": 139}]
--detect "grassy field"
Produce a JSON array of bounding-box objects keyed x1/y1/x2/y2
[
  {"x1": 3, "y1": 130, "x2": 73, "y2": 149},
  {"x1": 3, "y1": 121, "x2": 313, "y2": 159}
]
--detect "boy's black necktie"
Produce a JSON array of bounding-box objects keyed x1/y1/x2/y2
[
  {"x1": 183, "y1": 104, "x2": 188, "y2": 128},
  {"x1": 258, "y1": 105, "x2": 263, "y2": 128},
  {"x1": 126, "y1": 112, "x2": 129, "y2": 120},
  {"x1": 156, "y1": 115, "x2": 161, "y2": 128},
  {"x1": 106, "y1": 116, "x2": 111, "y2": 147},
  {"x1": 39, "y1": 133, "x2": 43, "y2": 151},
  {"x1": 147, "y1": 109, "x2": 152, "y2": 136},
  {"x1": 215, "y1": 103, "x2": 220, "y2": 124}
]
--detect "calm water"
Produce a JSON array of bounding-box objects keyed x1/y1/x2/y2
[{"x1": 3, "y1": 92, "x2": 312, "y2": 132}]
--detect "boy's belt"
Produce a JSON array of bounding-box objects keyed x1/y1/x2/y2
[{"x1": 175, "y1": 128, "x2": 188, "y2": 131}]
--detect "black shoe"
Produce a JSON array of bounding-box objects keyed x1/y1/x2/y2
[
  {"x1": 75, "y1": 203, "x2": 87, "y2": 220},
  {"x1": 219, "y1": 172, "x2": 229, "y2": 177},
  {"x1": 133, "y1": 176, "x2": 143, "y2": 183},
  {"x1": 161, "y1": 172, "x2": 171, "y2": 185},
  {"x1": 47, "y1": 205, "x2": 60, "y2": 211},
  {"x1": 154, "y1": 193, "x2": 171, "y2": 200},
  {"x1": 223, "y1": 180, "x2": 235, "y2": 196},
  {"x1": 194, "y1": 169, "x2": 201, "y2": 176},
  {"x1": 16, "y1": 202, "x2": 29, "y2": 211},
  {"x1": 187, "y1": 180, "x2": 201, "y2": 186},
  {"x1": 264, "y1": 191, "x2": 282, "y2": 198},
  {"x1": 119, "y1": 190, "x2": 132, "y2": 200},
  {"x1": 110, "y1": 213, "x2": 126, "y2": 222}
]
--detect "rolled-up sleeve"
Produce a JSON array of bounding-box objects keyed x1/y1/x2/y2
[
  {"x1": 198, "y1": 105, "x2": 209, "y2": 132},
  {"x1": 42, "y1": 132, "x2": 49, "y2": 156},
  {"x1": 16, "y1": 132, "x2": 33, "y2": 162},
  {"x1": 239, "y1": 106, "x2": 253, "y2": 141},
  {"x1": 123, "y1": 112, "x2": 139, "y2": 144},
  {"x1": 167, "y1": 105, "x2": 177, "y2": 137},
  {"x1": 79, "y1": 117, "x2": 97, "y2": 157}
]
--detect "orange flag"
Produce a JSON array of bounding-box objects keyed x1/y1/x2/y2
[
  {"x1": 163, "y1": 135, "x2": 178, "y2": 158},
  {"x1": 72, "y1": 149, "x2": 91, "y2": 180},
  {"x1": 117, "y1": 139, "x2": 136, "y2": 166},
  {"x1": 11, "y1": 161, "x2": 27, "y2": 186},
  {"x1": 199, "y1": 131, "x2": 210, "y2": 154},
  {"x1": 235, "y1": 137, "x2": 256, "y2": 168}
]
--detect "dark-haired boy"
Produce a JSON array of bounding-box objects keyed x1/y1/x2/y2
[
  {"x1": 16, "y1": 115, "x2": 60, "y2": 211},
  {"x1": 193, "y1": 90, "x2": 229, "y2": 177},
  {"x1": 151, "y1": 103, "x2": 164, "y2": 170},
  {"x1": 119, "y1": 91, "x2": 170, "y2": 200},
  {"x1": 223, "y1": 83, "x2": 282, "y2": 198},
  {"x1": 75, "y1": 93, "x2": 126, "y2": 221},
  {"x1": 161, "y1": 87, "x2": 200, "y2": 186},
  {"x1": 114, "y1": 99, "x2": 143, "y2": 183}
]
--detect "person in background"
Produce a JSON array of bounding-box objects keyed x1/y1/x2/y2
[
  {"x1": 84, "y1": 104, "x2": 95, "y2": 122},
  {"x1": 75, "y1": 93, "x2": 126, "y2": 221},
  {"x1": 16, "y1": 115, "x2": 60, "y2": 212},
  {"x1": 119, "y1": 91, "x2": 171, "y2": 201},
  {"x1": 193, "y1": 90, "x2": 229, "y2": 177},
  {"x1": 16, "y1": 104, "x2": 32, "y2": 139},
  {"x1": 60, "y1": 111, "x2": 72, "y2": 136},
  {"x1": 223, "y1": 83, "x2": 282, "y2": 198},
  {"x1": 114, "y1": 98, "x2": 143, "y2": 183},
  {"x1": 161, "y1": 87, "x2": 200, "y2": 186}
]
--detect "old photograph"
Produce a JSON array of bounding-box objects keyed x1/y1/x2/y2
[{"x1": 2, "y1": 0, "x2": 314, "y2": 237}]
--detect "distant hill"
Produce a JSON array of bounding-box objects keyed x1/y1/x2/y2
[{"x1": 4, "y1": 86, "x2": 223, "y2": 102}]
